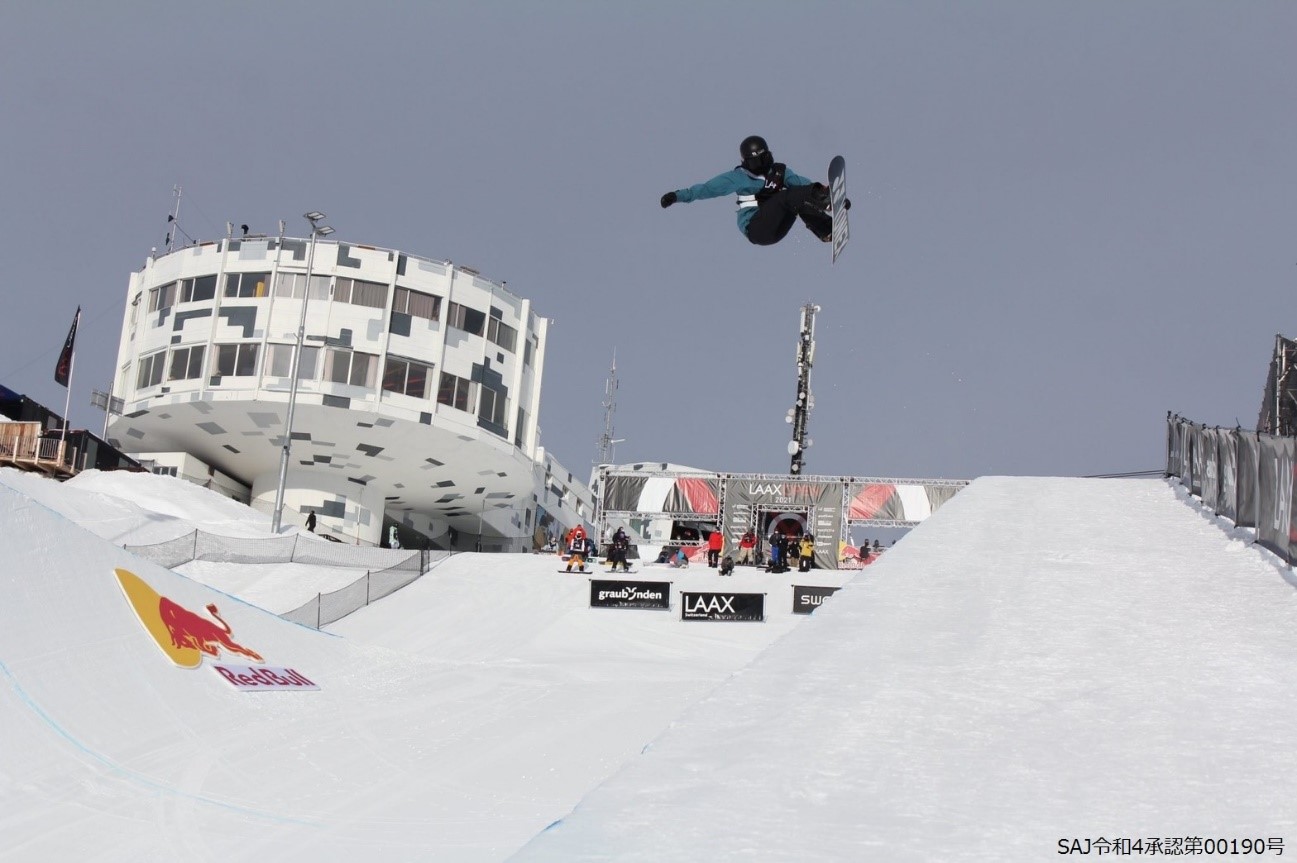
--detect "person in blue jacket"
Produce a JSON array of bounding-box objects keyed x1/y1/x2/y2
[{"x1": 660, "y1": 135, "x2": 844, "y2": 246}]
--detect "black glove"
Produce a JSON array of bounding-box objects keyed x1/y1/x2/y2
[
  {"x1": 660, "y1": 192, "x2": 677, "y2": 208},
  {"x1": 844, "y1": 198, "x2": 851, "y2": 211}
]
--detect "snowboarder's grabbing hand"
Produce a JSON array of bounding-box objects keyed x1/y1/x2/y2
[{"x1": 661, "y1": 135, "x2": 846, "y2": 246}]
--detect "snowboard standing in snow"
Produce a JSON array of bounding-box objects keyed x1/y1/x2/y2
[
  {"x1": 660, "y1": 135, "x2": 839, "y2": 247},
  {"x1": 828, "y1": 155, "x2": 849, "y2": 263}
]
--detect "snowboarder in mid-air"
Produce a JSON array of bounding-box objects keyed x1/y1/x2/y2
[{"x1": 660, "y1": 135, "x2": 847, "y2": 246}]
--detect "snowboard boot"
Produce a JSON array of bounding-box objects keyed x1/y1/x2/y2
[
  {"x1": 800, "y1": 209, "x2": 833, "y2": 242},
  {"x1": 806, "y1": 182, "x2": 831, "y2": 212}
]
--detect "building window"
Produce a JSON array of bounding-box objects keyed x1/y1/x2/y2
[
  {"x1": 216, "y1": 343, "x2": 260, "y2": 377},
  {"x1": 437, "y1": 372, "x2": 476, "y2": 412},
  {"x1": 148, "y1": 282, "x2": 177, "y2": 313},
  {"x1": 486, "y1": 314, "x2": 517, "y2": 353},
  {"x1": 382, "y1": 356, "x2": 434, "y2": 399},
  {"x1": 514, "y1": 407, "x2": 527, "y2": 448},
  {"x1": 167, "y1": 345, "x2": 205, "y2": 381},
  {"x1": 324, "y1": 348, "x2": 378, "y2": 387},
  {"x1": 152, "y1": 465, "x2": 178, "y2": 478},
  {"x1": 274, "y1": 272, "x2": 330, "y2": 300},
  {"x1": 478, "y1": 384, "x2": 506, "y2": 430},
  {"x1": 223, "y1": 272, "x2": 271, "y2": 298},
  {"x1": 446, "y1": 302, "x2": 485, "y2": 336},
  {"x1": 393, "y1": 286, "x2": 441, "y2": 321},
  {"x1": 136, "y1": 351, "x2": 165, "y2": 389},
  {"x1": 335, "y1": 277, "x2": 388, "y2": 309},
  {"x1": 524, "y1": 335, "x2": 536, "y2": 368},
  {"x1": 179, "y1": 274, "x2": 217, "y2": 303},
  {"x1": 268, "y1": 343, "x2": 319, "y2": 380}
]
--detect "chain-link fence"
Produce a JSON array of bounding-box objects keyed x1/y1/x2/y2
[
  {"x1": 279, "y1": 552, "x2": 451, "y2": 629},
  {"x1": 124, "y1": 531, "x2": 429, "y2": 571},
  {"x1": 124, "y1": 530, "x2": 451, "y2": 629}
]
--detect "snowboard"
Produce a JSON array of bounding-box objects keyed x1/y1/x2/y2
[{"x1": 828, "y1": 155, "x2": 849, "y2": 263}]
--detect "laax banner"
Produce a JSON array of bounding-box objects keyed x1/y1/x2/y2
[
  {"x1": 680, "y1": 591, "x2": 764, "y2": 622},
  {"x1": 589, "y1": 579, "x2": 672, "y2": 610},
  {"x1": 792, "y1": 585, "x2": 840, "y2": 615},
  {"x1": 115, "y1": 567, "x2": 319, "y2": 691},
  {"x1": 721, "y1": 478, "x2": 843, "y2": 570}
]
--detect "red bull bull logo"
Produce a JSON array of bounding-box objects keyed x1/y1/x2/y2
[
  {"x1": 116, "y1": 567, "x2": 262, "y2": 668},
  {"x1": 157, "y1": 595, "x2": 263, "y2": 663}
]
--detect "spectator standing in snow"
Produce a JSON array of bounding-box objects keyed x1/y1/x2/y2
[
  {"x1": 798, "y1": 534, "x2": 815, "y2": 572},
  {"x1": 706, "y1": 529, "x2": 724, "y2": 568},
  {"x1": 767, "y1": 530, "x2": 784, "y2": 573},
  {"x1": 736, "y1": 530, "x2": 757, "y2": 566},
  {"x1": 609, "y1": 527, "x2": 631, "y2": 573}
]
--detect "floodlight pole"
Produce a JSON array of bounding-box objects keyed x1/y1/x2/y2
[{"x1": 271, "y1": 212, "x2": 331, "y2": 534}]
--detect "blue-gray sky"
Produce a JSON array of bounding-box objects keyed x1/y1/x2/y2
[{"x1": 2, "y1": 2, "x2": 1293, "y2": 481}]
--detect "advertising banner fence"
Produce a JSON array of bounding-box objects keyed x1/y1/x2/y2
[
  {"x1": 791, "y1": 585, "x2": 840, "y2": 615},
  {"x1": 1218, "y1": 430, "x2": 1239, "y2": 523},
  {"x1": 589, "y1": 580, "x2": 672, "y2": 610},
  {"x1": 1167, "y1": 413, "x2": 1297, "y2": 565},
  {"x1": 680, "y1": 591, "x2": 764, "y2": 622},
  {"x1": 1256, "y1": 435, "x2": 1294, "y2": 560},
  {"x1": 1237, "y1": 432, "x2": 1260, "y2": 530}
]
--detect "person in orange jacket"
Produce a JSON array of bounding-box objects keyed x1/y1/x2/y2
[{"x1": 565, "y1": 525, "x2": 587, "y2": 572}]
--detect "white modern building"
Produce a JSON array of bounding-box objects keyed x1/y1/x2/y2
[{"x1": 107, "y1": 229, "x2": 593, "y2": 548}]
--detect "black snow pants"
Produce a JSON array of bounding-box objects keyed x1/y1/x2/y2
[{"x1": 744, "y1": 185, "x2": 832, "y2": 246}]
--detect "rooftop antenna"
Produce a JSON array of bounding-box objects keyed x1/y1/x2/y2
[
  {"x1": 165, "y1": 184, "x2": 193, "y2": 250},
  {"x1": 166, "y1": 185, "x2": 182, "y2": 252},
  {"x1": 786, "y1": 302, "x2": 820, "y2": 475},
  {"x1": 596, "y1": 351, "x2": 624, "y2": 466}
]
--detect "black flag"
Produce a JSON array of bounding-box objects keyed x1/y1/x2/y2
[{"x1": 54, "y1": 307, "x2": 80, "y2": 387}]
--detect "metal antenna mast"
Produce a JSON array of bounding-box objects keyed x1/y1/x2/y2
[
  {"x1": 787, "y1": 303, "x2": 819, "y2": 475},
  {"x1": 595, "y1": 352, "x2": 623, "y2": 466},
  {"x1": 166, "y1": 185, "x2": 182, "y2": 252}
]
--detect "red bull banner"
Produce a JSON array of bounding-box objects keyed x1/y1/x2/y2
[
  {"x1": 211, "y1": 664, "x2": 320, "y2": 691},
  {"x1": 115, "y1": 567, "x2": 318, "y2": 691}
]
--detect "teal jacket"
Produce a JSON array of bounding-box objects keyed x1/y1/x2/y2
[{"x1": 674, "y1": 166, "x2": 816, "y2": 235}]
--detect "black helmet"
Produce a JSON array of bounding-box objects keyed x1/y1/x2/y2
[{"x1": 740, "y1": 135, "x2": 774, "y2": 175}]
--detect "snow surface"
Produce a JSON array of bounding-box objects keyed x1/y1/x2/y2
[{"x1": 2, "y1": 467, "x2": 1296, "y2": 862}]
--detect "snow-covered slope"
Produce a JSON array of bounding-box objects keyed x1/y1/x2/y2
[
  {"x1": 3, "y1": 470, "x2": 1294, "y2": 862},
  {"x1": 510, "y1": 478, "x2": 1297, "y2": 861}
]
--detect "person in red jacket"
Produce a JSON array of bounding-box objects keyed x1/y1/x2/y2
[
  {"x1": 706, "y1": 529, "x2": 724, "y2": 568},
  {"x1": 736, "y1": 530, "x2": 757, "y2": 566}
]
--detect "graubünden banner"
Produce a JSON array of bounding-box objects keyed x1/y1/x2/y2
[{"x1": 589, "y1": 579, "x2": 671, "y2": 610}]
